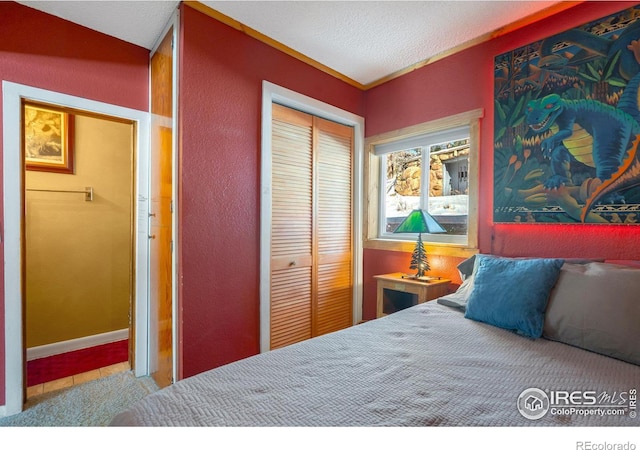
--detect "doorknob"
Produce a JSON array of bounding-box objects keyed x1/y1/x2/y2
[{"x1": 149, "y1": 234, "x2": 156, "y2": 239}]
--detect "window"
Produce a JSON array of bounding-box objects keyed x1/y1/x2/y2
[{"x1": 365, "y1": 110, "x2": 483, "y2": 256}]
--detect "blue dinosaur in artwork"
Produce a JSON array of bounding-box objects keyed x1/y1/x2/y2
[
  {"x1": 525, "y1": 91, "x2": 639, "y2": 188},
  {"x1": 525, "y1": 72, "x2": 640, "y2": 220}
]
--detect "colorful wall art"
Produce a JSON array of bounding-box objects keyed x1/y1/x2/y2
[{"x1": 494, "y1": 5, "x2": 640, "y2": 224}]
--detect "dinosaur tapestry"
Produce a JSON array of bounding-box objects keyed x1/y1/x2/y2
[{"x1": 494, "y1": 5, "x2": 640, "y2": 224}]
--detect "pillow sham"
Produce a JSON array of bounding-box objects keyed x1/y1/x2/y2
[
  {"x1": 464, "y1": 255, "x2": 564, "y2": 338},
  {"x1": 456, "y1": 255, "x2": 477, "y2": 281},
  {"x1": 437, "y1": 285, "x2": 470, "y2": 310},
  {"x1": 543, "y1": 262, "x2": 640, "y2": 366},
  {"x1": 438, "y1": 257, "x2": 479, "y2": 310}
]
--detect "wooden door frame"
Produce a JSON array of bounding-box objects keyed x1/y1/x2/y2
[
  {"x1": 1, "y1": 81, "x2": 151, "y2": 417},
  {"x1": 259, "y1": 81, "x2": 364, "y2": 353}
]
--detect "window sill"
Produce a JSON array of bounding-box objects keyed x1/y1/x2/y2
[{"x1": 363, "y1": 238, "x2": 478, "y2": 258}]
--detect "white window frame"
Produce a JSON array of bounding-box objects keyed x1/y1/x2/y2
[{"x1": 364, "y1": 109, "x2": 483, "y2": 258}]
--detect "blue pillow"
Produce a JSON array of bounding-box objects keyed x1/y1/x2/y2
[{"x1": 464, "y1": 255, "x2": 564, "y2": 338}]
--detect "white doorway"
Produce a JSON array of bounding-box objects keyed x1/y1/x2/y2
[{"x1": 2, "y1": 81, "x2": 151, "y2": 417}]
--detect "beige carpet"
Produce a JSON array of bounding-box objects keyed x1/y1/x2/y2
[{"x1": 0, "y1": 371, "x2": 159, "y2": 427}]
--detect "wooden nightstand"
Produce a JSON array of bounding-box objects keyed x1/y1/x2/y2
[{"x1": 374, "y1": 273, "x2": 451, "y2": 318}]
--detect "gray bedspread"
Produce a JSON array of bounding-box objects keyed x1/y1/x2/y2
[{"x1": 111, "y1": 302, "x2": 640, "y2": 426}]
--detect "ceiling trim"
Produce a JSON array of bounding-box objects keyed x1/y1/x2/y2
[
  {"x1": 185, "y1": 1, "x2": 366, "y2": 90},
  {"x1": 187, "y1": 1, "x2": 583, "y2": 92}
]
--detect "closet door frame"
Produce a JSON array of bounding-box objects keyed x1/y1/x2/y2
[{"x1": 260, "y1": 81, "x2": 364, "y2": 353}]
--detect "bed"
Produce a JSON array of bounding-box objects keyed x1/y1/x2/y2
[{"x1": 111, "y1": 256, "x2": 640, "y2": 427}]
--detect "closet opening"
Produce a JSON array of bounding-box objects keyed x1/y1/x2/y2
[{"x1": 259, "y1": 81, "x2": 365, "y2": 353}]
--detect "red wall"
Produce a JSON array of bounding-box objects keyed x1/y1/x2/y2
[
  {"x1": 3, "y1": 0, "x2": 639, "y2": 403},
  {"x1": 177, "y1": 4, "x2": 364, "y2": 378},
  {"x1": 362, "y1": 1, "x2": 640, "y2": 320},
  {"x1": 0, "y1": 2, "x2": 149, "y2": 406}
]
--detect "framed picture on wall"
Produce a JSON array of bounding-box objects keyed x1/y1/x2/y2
[
  {"x1": 24, "y1": 102, "x2": 74, "y2": 174},
  {"x1": 493, "y1": 4, "x2": 640, "y2": 224}
]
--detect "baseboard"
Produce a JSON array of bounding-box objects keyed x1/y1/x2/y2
[
  {"x1": 27, "y1": 339, "x2": 129, "y2": 386},
  {"x1": 26, "y1": 329, "x2": 129, "y2": 361}
]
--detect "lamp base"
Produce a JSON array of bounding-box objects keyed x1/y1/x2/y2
[{"x1": 401, "y1": 274, "x2": 441, "y2": 283}]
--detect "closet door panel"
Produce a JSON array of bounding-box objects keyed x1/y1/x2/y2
[
  {"x1": 316, "y1": 260, "x2": 352, "y2": 336},
  {"x1": 271, "y1": 266, "x2": 312, "y2": 349},
  {"x1": 149, "y1": 27, "x2": 174, "y2": 388},
  {"x1": 270, "y1": 104, "x2": 313, "y2": 349},
  {"x1": 314, "y1": 117, "x2": 353, "y2": 336}
]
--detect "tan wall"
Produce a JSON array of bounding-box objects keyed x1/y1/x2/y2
[{"x1": 25, "y1": 115, "x2": 133, "y2": 347}]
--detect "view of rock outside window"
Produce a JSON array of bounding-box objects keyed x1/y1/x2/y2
[{"x1": 384, "y1": 138, "x2": 469, "y2": 235}]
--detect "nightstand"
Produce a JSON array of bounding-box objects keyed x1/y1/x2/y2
[{"x1": 374, "y1": 273, "x2": 451, "y2": 318}]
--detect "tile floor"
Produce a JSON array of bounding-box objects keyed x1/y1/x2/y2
[{"x1": 26, "y1": 361, "x2": 131, "y2": 399}]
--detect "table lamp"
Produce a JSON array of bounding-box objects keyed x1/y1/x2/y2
[{"x1": 393, "y1": 209, "x2": 446, "y2": 280}]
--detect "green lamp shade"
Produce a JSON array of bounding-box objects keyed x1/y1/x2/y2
[{"x1": 393, "y1": 209, "x2": 446, "y2": 234}]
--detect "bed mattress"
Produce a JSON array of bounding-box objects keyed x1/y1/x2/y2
[{"x1": 111, "y1": 302, "x2": 640, "y2": 426}]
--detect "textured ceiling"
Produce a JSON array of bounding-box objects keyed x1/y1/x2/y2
[
  {"x1": 18, "y1": 1, "x2": 181, "y2": 49},
  {"x1": 204, "y1": 1, "x2": 562, "y2": 85},
  {"x1": 18, "y1": 0, "x2": 563, "y2": 86}
]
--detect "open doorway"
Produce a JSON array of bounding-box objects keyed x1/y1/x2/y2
[
  {"x1": 23, "y1": 103, "x2": 135, "y2": 397},
  {"x1": 2, "y1": 81, "x2": 151, "y2": 417}
]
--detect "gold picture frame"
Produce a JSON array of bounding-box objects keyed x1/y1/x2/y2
[{"x1": 24, "y1": 102, "x2": 74, "y2": 174}]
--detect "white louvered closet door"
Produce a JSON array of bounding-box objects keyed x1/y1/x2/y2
[{"x1": 270, "y1": 104, "x2": 353, "y2": 350}]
